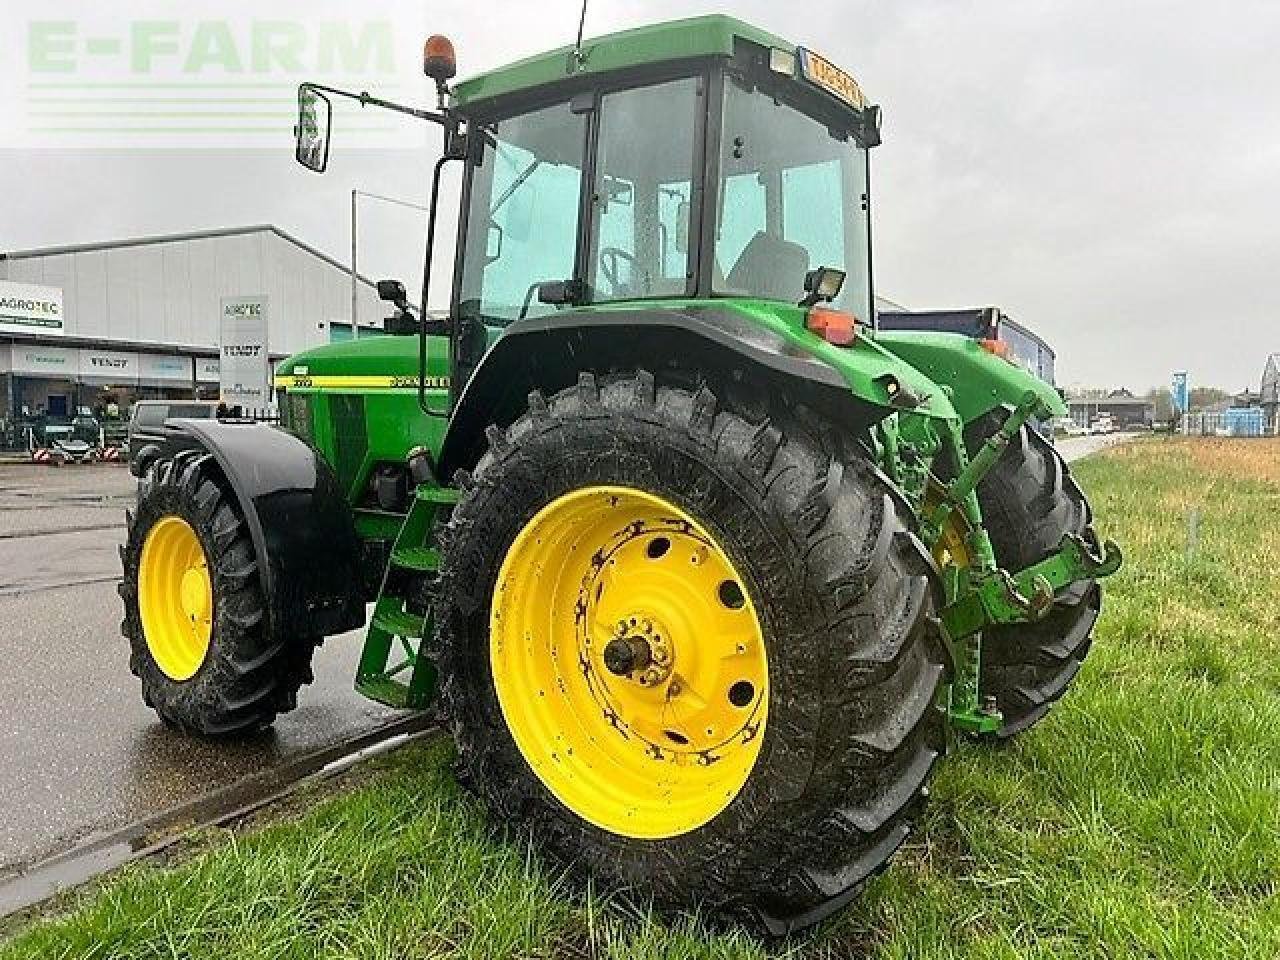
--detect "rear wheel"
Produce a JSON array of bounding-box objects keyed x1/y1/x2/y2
[
  {"x1": 967, "y1": 413, "x2": 1101, "y2": 738},
  {"x1": 119, "y1": 451, "x2": 318, "y2": 736},
  {"x1": 435, "y1": 371, "x2": 948, "y2": 934}
]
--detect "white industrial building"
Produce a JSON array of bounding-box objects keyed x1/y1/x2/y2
[{"x1": 0, "y1": 225, "x2": 387, "y2": 435}]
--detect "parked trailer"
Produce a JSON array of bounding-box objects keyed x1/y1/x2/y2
[{"x1": 878, "y1": 307, "x2": 1056, "y2": 387}]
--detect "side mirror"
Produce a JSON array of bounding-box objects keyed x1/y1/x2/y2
[
  {"x1": 295, "y1": 85, "x2": 332, "y2": 173},
  {"x1": 377, "y1": 279, "x2": 409, "y2": 309}
]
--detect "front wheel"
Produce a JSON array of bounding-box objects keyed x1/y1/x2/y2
[
  {"x1": 967, "y1": 413, "x2": 1102, "y2": 738},
  {"x1": 119, "y1": 452, "x2": 318, "y2": 736},
  {"x1": 435, "y1": 371, "x2": 948, "y2": 934}
]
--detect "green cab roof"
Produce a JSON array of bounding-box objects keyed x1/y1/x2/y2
[{"x1": 450, "y1": 14, "x2": 794, "y2": 109}]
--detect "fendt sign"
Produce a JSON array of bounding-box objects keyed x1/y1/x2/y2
[
  {"x1": 219, "y1": 295, "x2": 269, "y2": 409},
  {"x1": 0, "y1": 280, "x2": 64, "y2": 337}
]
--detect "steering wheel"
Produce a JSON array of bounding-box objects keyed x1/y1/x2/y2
[{"x1": 598, "y1": 246, "x2": 639, "y2": 297}]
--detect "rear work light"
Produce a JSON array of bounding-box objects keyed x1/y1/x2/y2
[{"x1": 806, "y1": 306, "x2": 857, "y2": 345}]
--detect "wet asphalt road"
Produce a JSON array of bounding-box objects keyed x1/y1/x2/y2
[{"x1": 0, "y1": 463, "x2": 403, "y2": 875}]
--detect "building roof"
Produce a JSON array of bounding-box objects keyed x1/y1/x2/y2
[
  {"x1": 1, "y1": 224, "x2": 383, "y2": 291},
  {"x1": 451, "y1": 15, "x2": 794, "y2": 108}
]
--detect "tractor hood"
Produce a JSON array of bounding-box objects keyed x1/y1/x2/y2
[{"x1": 274, "y1": 334, "x2": 450, "y2": 390}]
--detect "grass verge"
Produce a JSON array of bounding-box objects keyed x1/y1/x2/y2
[{"x1": 5, "y1": 437, "x2": 1278, "y2": 959}]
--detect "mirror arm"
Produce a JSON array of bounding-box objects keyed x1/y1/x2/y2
[{"x1": 301, "y1": 82, "x2": 450, "y2": 126}]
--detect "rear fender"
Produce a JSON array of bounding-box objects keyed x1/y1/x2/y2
[
  {"x1": 873, "y1": 330, "x2": 1067, "y2": 424},
  {"x1": 438, "y1": 305, "x2": 953, "y2": 477},
  {"x1": 156, "y1": 419, "x2": 365, "y2": 638}
]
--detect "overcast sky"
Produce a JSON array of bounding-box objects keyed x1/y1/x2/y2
[{"x1": 2, "y1": 0, "x2": 1277, "y2": 392}]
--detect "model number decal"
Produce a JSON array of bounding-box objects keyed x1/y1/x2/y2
[
  {"x1": 274, "y1": 374, "x2": 450, "y2": 390},
  {"x1": 390, "y1": 375, "x2": 450, "y2": 388}
]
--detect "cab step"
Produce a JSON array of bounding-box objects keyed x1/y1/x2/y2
[
  {"x1": 391, "y1": 545, "x2": 441, "y2": 572},
  {"x1": 371, "y1": 605, "x2": 426, "y2": 640},
  {"x1": 354, "y1": 480, "x2": 458, "y2": 711}
]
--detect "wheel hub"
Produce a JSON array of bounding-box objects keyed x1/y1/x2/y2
[
  {"x1": 602, "y1": 634, "x2": 654, "y2": 677},
  {"x1": 602, "y1": 617, "x2": 673, "y2": 686},
  {"x1": 489, "y1": 485, "x2": 768, "y2": 839}
]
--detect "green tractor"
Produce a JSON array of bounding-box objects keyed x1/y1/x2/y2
[{"x1": 119, "y1": 16, "x2": 1120, "y2": 934}]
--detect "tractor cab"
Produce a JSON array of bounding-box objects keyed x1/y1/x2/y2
[
  {"x1": 450, "y1": 36, "x2": 880, "y2": 328},
  {"x1": 292, "y1": 17, "x2": 883, "y2": 405}
]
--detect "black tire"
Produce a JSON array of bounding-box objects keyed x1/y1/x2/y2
[
  {"x1": 434, "y1": 370, "x2": 948, "y2": 935},
  {"x1": 119, "y1": 451, "x2": 318, "y2": 736},
  {"x1": 966, "y1": 412, "x2": 1102, "y2": 739}
]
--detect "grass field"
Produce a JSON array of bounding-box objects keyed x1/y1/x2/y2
[{"x1": 5, "y1": 437, "x2": 1279, "y2": 959}]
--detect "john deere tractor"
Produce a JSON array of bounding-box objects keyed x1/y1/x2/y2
[{"x1": 119, "y1": 16, "x2": 1120, "y2": 934}]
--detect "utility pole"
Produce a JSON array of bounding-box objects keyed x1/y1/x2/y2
[{"x1": 351, "y1": 189, "x2": 430, "y2": 338}]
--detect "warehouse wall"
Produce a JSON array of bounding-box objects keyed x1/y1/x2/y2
[{"x1": 0, "y1": 227, "x2": 387, "y2": 356}]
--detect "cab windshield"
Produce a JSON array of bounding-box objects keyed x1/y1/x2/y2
[{"x1": 714, "y1": 75, "x2": 871, "y2": 320}]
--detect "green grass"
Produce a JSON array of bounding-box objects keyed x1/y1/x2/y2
[{"x1": 6, "y1": 437, "x2": 1279, "y2": 959}]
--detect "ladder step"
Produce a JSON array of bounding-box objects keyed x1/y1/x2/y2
[
  {"x1": 415, "y1": 485, "x2": 461, "y2": 505},
  {"x1": 391, "y1": 545, "x2": 441, "y2": 572},
  {"x1": 355, "y1": 675, "x2": 414, "y2": 709},
  {"x1": 372, "y1": 607, "x2": 425, "y2": 639}
]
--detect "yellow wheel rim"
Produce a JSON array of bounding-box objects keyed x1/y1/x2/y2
[
  {"x1": 139, "y1": 516, "x2": 213, "y2": 682},
  {"x1": 490, "y1": 485, "x2": 768, "y2": 839}
]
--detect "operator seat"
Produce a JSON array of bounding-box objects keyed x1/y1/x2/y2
[{"x1": 724, "y1": 231, "x2": 810, "y2": 302}]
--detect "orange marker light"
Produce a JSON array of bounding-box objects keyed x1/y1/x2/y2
[
  {"x1": 979, "y1": 338, "x2": 1012, "y2": 361},
  {"x1": 424, "y1": 35, "x2": 457, "y2": 82},
  {"x1": 806, "y1": 306, "x2": 857, "y2": 345}
]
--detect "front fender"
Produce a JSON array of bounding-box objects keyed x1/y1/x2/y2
[
  {"x1": 872, "y1": 330, "x2": 1067, "y2": 424},
  {"x1": 157, "y1": 419, "x2": 365, "y2": 639}
]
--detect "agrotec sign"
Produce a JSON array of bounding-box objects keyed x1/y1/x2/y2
[{"x1": 0, "y1": 280, "x2": 64, "y2": 337}]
